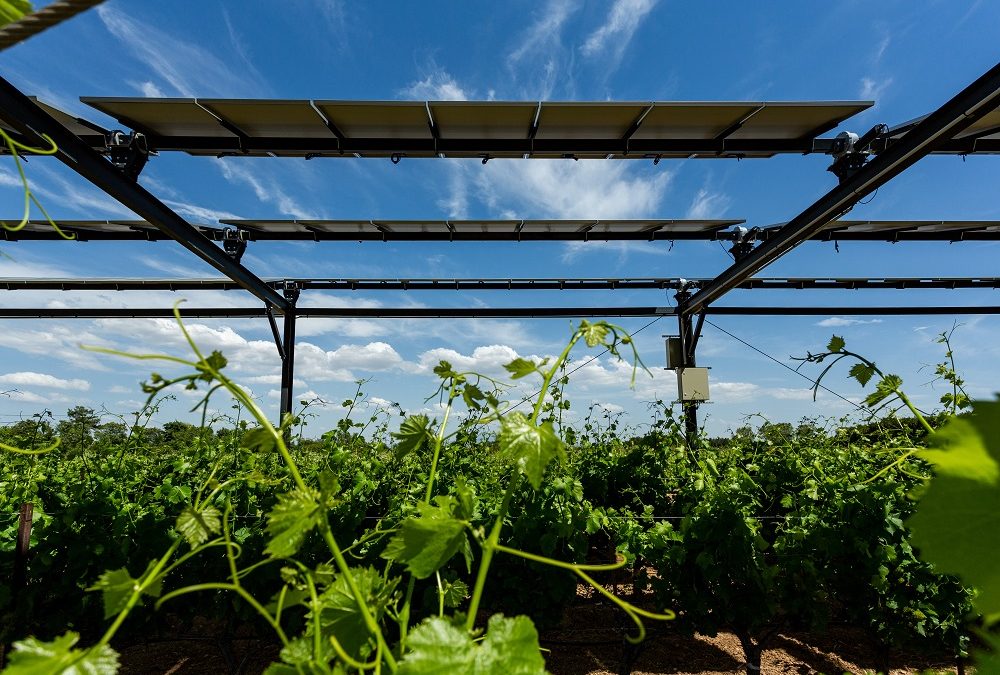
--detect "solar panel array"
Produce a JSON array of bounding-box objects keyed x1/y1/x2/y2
[
  {"x1": 79, "y1": 98, "x2": 872, "y2": 158},
  {"x1": 6, "y1": 219, "x2": 1000, "y2": 242},
  {"x1": 758, "y1": 220, "x2": 1000, "y2": 241},
  {"x1": 1, "y1": 277, "x2": 996, "y2": 292}
]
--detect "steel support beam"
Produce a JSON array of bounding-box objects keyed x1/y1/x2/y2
[
  {"x1": 0, "y1": 74, "x2": 288, "y2": 311},
  {"x1": 0, "y1": 305, "x2": 1000, "y2": 319},
  {"x1": 682, "y1": 61, "x2": 1000, "y2": 317},
  {"x1": 278, "y1": 285, "x2": 299, "y2": 422}
]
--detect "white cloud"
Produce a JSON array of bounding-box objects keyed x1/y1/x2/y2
[
  {"x1": 0, "y1": 372, "x2": 90, "y2": 391},
  {"x1": 859, "y1": 76, "x2": 892, "y2": 101},
  {"x1": 816, "y1": 317, "x2": 884, "y2": 327},
  {"x1": 161, "y1": 199, "x2": 243, "y2": 223},
  {"x1": 475, "y1": 160, "x2": 672, "y2": 220},
  {"x1": 507, "y1": 0, "x2": 580, "y2": 98},
  {"x1": 7, "y1": 389, "x2": 72, "y2": 404},
  {"x1": 712, "y1": 381, "x2": 759, "y2": 402},
  {"x1": 438, "y1": 162, "x2": 469, "y2": 219},
  {"x1": 685, "y1": 187, "x2": 730, "y2": 220},
  {"x1": 581, "y1": 0, "x2": 659, "y2": 68},
  {"x1": 401, "y1": 69, "x2": 469, "y2": 100},
  {"x1": 97, "y1": 4, "x2": 264, "y2": 98},
  {"x1": 137, "y1": 80, "x2": 166, "y2": 98},
  {"x1": 215, "y1": 160, "x2": 318, "y2": 220}
]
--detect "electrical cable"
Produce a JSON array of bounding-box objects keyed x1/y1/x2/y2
[
  {"x1": 503, "y1": 314, "x2": 666, "y2": 414},
  {"x1": 704, "y1": 318, "x2": 870, "y2": 413}
]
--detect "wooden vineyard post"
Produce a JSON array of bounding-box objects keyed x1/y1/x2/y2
[{"x1": 12, "y1": 502, "x2": 33, "y2": 596}]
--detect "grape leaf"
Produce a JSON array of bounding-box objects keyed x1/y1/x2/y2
[
  {"x1": 399, "y1": 614, "x2": 546, "y2": 675},
  {"x1": 87, "y1": 561, "x2": 162, "y2": 620},
  {"x1": 499, "y1": 412, "x2": 565, "y2": 489},
  {"x1": 392, "y1": 415, "x2": 432, "y2": 458},
  {"x1": 848, "y1": 362, "x2": 876, "y2": 387},
  {"x1": 314, "y1": 566, "x2": 398, "y2": 660},
  {"x1": 442, "y1": 578, "x2": 470, "y2": 608},
  {"x1": 580, "y1": 320, "x2": 610, "y2": 348},
  {"x1": 175, "y1": 505, "x2": 222, "y2": 548},
  {"x1": 266, "y1": 487, "x2": 321, "y2": 558},
  {"x1": 908, "y1": 400, "x2": 1000, "y2": 624},
  {"x1": 863, "y1": 374, "x2": 903, "y2": 408},
  {"x1": 382, "y1": 499, "x2": 468, "y2": 578},
  {"x1": 504, "y1": 358, "x2": 541, "y2": 379},
  {"x1": 827, "y1": 335, "x2": 845, "y2": 353},
  {"x1": 4, "y1": 631, "x2": 119, "y2": 675}
]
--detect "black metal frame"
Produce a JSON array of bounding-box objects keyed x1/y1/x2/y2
[
  {"x1": 1, "y1": 305, "x2": 997, "y2": 319},
  {"x1": 0, "y1": 62, "x2": 997, "y2": 422}
]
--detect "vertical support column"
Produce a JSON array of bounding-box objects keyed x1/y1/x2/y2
[
  {"x1": 13, "y1": 502, "x2": 33, "y2": 596},
  {"x1": 279, "y1": 283, "x2": 299, "y2": 424},
  {"x1": 675, "y1": 287, "x2": 699, "y2": 444}
]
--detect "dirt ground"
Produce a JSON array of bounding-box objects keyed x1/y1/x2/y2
[
  {"x1": 116, "y1": 623, "x2": 961, "y2": 674},
  {"x1": 113, "y1": 580, "x2": 962, "y2": 674}
]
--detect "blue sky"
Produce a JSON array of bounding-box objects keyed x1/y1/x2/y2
[{"x1": 0, "y1": 1, "x2": 997, "y2": 435}]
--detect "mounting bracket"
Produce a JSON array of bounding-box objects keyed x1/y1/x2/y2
[
  {"x1": 106, "y1": 130, "x2": 149, "y2": 181},
  {"x1": 221, "y1": 227, "x2": 248, "y2": 263},
  {"x1": 827, "y1": 124, "x2": 889, "y2": 184},
  {"x1": 729, "y1": 226, "x2": 761, "y2": 261}
]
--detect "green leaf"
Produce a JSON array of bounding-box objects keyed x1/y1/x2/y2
[
  {"x1": 86, "y1": 561, "x2": 162, "y2": 620},
  {"x1": 4, "y1": 632, "x2": 119, "y2": 675},
  {"x1": 503, "y1": 358, "x2": 540, "y2": 380},
  {"x1": 848, "y1": 362, "x2": 876, "y2": 387},
  {"x1": 314, "y1": 566, "x2": 398, "y2": 660},
  {"x1": 243, "y1": 427, "x2": 277, "y2": 453},
  {"x1": 909, "y1": 401, "x2": 1000, "y2": 624},
  {"x1": 462, "y1": 383, "x2": 485, "y2": 409},
  {"x1": 863, "y1": 374, "x2": 903, "y2": 408},
  {"x1": 266, "y1": 487, "x2": 322, "y2": 558},
  {"x1": 393, "y1": 415, "x2": 432, "y2": 458},
  {"x1": 175, "y1": 505, "x2": 222, "y2": 548},
  {"x1": 382, "y1": 499, "x2": 468, "y2": 578},
  {"x1": 399, "y1": 614, "x2": 545, "y2": 675},
  {"x1": 499, "y1": 412, "x2": 565, "y2": 489},
  {"x1": 826, "y1": 335, "x2": 845, "y2": 353},
  {"x1": 477, "y1": 614, "x2": 547, "y2": 673},
  {"x1": 442, "y1": 578, "x2": 470, "y2": 609},
  {"x1": 580, "y1": 320, "x2": 610, "y2": 348},
  {"x1": 433, "y1": 360, "x2": 457, "y2": 379},
  {"x1": 398, "y1": 616, "x2": 475, "y2": 674}
]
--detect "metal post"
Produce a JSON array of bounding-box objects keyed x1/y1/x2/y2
[
  {"x1": 13, "y1": 502, "x2": 33, "y2": 596},
  {"x1": 279, "y1": 284, "x2": 299, "y2": 423},
  {"x1": 675, "y1": 288, "x2": 699, "y2": 444}
]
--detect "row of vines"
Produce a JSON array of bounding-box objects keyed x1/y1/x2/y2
[{"x1": 0, "y1": 320, "x2": 997, "y2": 673}]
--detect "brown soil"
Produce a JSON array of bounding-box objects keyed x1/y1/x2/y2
[{"x1": 114, "y1": 584, "x2": 963, "y2": 674}]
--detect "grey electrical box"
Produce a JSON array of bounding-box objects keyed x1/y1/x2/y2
[
  {"x1": 665, "y1": 336, "x2": 683, "y2": 369},
  {"x1": 677, "y1": 367, "x2": 710, "y2": 402}
]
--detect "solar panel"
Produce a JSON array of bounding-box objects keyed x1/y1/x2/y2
[
  {"x1": 0, "y1": 219, "x2": 224, "y2": 241},
  {"x1": 219, "y1": 219, "x2": 743, "y2": 241},
  {"x1": 757, "y1": 220, "x2": 1000, "y2": 241},
  {"x1": 80, "y1": 98, "x2": 872, "y2": 159}
]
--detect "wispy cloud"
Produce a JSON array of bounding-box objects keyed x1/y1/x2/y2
[
  {"x1": 400, "y1": 66, "x2": 469, "y2": 100},
  {"x1": 816, "y1": 317, "x2": 884, "y2": 327},
  {"x1": 580, "y1": 0, "x2": 659, "y2": 69},
  {"x1": 475, "y1": 160, "x2": 671, "y2": 220},
  {"x1": 507, "y1": 0, "x2": 579, "y2": 98},
  {"x1": 215, "y1": 160, "x2": 319, "y2": 219},
  {"x1": 96, "y1": 4, "x2": 265, "y2": 97},
  {"x1": 859, "y1": 76, "x2": 892, "y2": 101},
  {"x1": 0, "y1": 372, "x2": 90, "y2": 391},
  {"x1": 685, "y1": 187, "x2": 730, "y2": 220}
]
